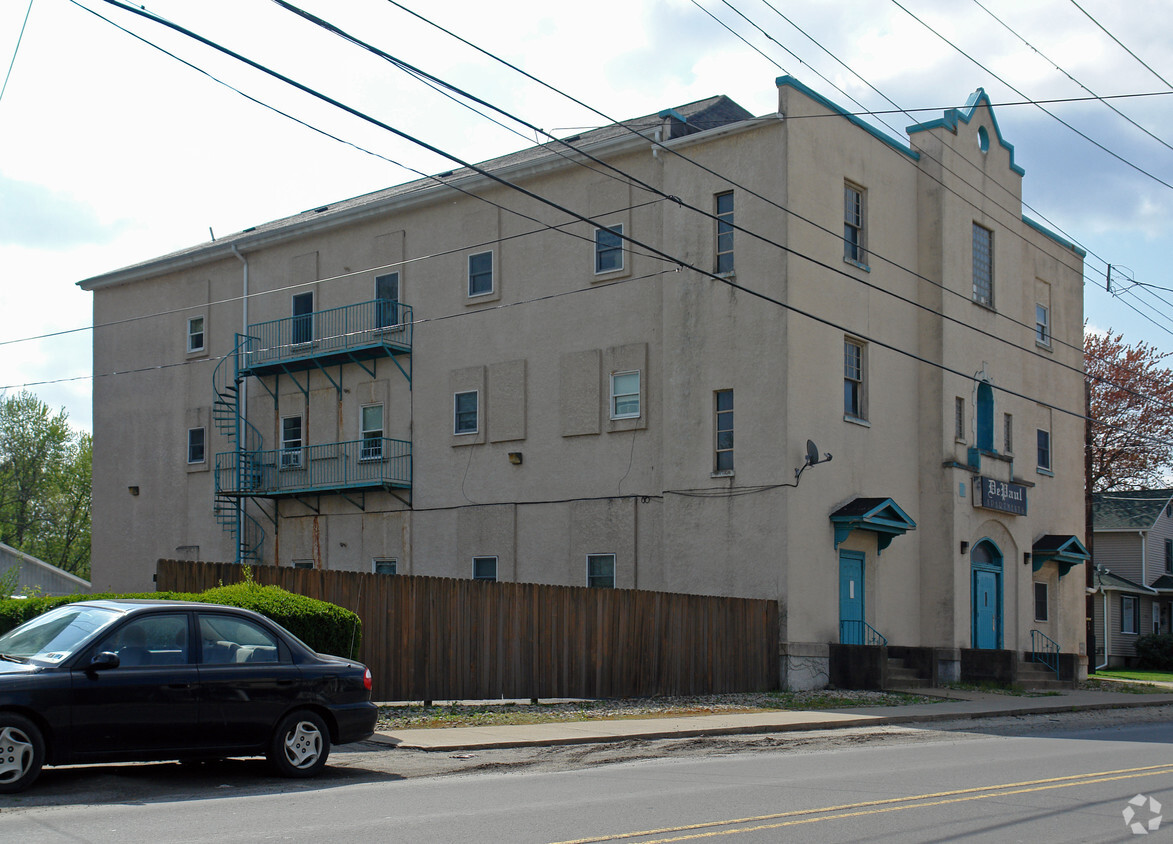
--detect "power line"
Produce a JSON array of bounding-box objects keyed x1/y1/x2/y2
[
  {"x1": 1067, "y1": 0, "x2": 1173, "y2": 92},
  {"x1": 0, "y1": 0, "x2": 34, "y2": 107}
]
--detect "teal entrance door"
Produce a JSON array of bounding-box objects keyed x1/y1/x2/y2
[
  {"x1": 973, "y1": 570, "x2": 998, "y2": 649},
  {"x1": 839, "y1": 550, "x2": 865, "y2": 644}
]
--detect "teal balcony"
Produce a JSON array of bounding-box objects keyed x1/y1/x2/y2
[
  {"x1": 239, "y1": 300, "x2": 411, "y2": 378},
  {"x1": 215, "y1": 438, "x2": 411, "y2": 498}
]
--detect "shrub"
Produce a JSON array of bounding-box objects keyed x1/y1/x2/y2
[
  {"x1": 0, "y1": 585, "x2": 361, "y2": 659},
  {"x1": 1134, "y1": 633, "x2": 1173, "y2": 670}
]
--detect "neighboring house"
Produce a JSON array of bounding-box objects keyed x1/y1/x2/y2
[
  {"x1": 0, "y1": 542, "x2": 91, "y2": 597},
  {"x1": 1091, "y1": 489, "x2": 1173, "y2": 667},
  {"x1": 78, "y1": 76, "x2": 1087, "y2": 688}
]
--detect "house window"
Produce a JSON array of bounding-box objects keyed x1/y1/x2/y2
[
  {"x1": 610, "y1": 371, "x2": 640, "y2": 419},
  {"x1": 281, "y1": 415, "x2": 303, "y2": 468},
  {"x1": 292, "y1": 291, "x2": 314, "y2": 344},
  {"x1": 187, "y1": 427, "x2": 205, "y2": 464},
  {"x1": 955, "y1": 397, "x2": 965, "y2": 441},
  {"x1": 454, "y1": 391, "x2": 479, "y2": 434},
  {"x1": 844, "y1": 339, "x2": 866, "y2": 420},
  {"x1": 375, "y1": 272, "x2": 400, "y2": 328},
  {"x1": 587, "y1": 553, "x2": 616, "y2": 588},
  {"x1": 1165, "y1": 538, "x2": 1172, "y2": 574},
  {"x1": 1122, "y1": 595, "x2": 1139, "y2": 634},
  {"x1": 1004, "y1": 413, "x2": 1013, "y2": 454},
  {"x1": 972, "y1": 223, "x2": 993, "y2": 307},
  {"x1": 844, "y1": 183, "x2": 865, "y2": 264},
  {"x1": 595, "y1": 224, "x2": 624, "y2": 274},
  {"x1": 715, "y1": 192, "x2": 734, "y2": 274},
  {"x1": 292, "y1": 560, "x2": 314, "y2": 570},
  {"x1": 187, "y1": 316, "x2": 205, "y2": 353},
  {"x1": 373, "y1": 558, "x2": 397, "y2": 575},
  {"x1": 361, "y1": 404, "x2": 384, "y2": 460},
  {"x1": 715, "y1": 389, "x2": 734, "y2": 473},
  {"x1": 1035, "y1": 303, "x2": 1050, "y2": 346},
  {"x1": 468, "y1": 251, "x2": 494, "y2": 297},
  {"x1": 472, "y1": 556, "x2": 498, "y2": 582},
  {"x1": 1033, "y1": 582, "x2": 1048, "y2": 622},
  {"x1": 976, "y1": 381, "x2": 994, "y2": 452},
  {"x1": 1036, "y1": 428, "x2": 1051, "y2": 472}
]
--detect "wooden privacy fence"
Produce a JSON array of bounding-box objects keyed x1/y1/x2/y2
[{"x1": 156, "y1": 560, "x2": 780, "y2": 701}]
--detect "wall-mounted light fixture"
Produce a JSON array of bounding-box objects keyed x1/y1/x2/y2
[
  {"x1": 1023, "y1": 552, "x2": 1031, "y2": 566},
  {"x1": 128, "y1": 486, "x2": 140, "y2": 496},
  {"x1": 960, "y1": 541, "x2": 969, "y2": 555},
  {"x1": 508, "y1": 452, "x2": 523, "y2": 465}
]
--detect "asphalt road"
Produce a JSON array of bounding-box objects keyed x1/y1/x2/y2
[{"x1": 3, "y1": 710, "x2": 1171, "y2": 843}]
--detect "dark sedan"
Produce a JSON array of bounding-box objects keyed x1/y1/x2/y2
[{"x1": 0, "y1": 599, "x2": 378, "y2": 792}]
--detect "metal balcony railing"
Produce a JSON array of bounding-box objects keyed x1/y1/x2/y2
[
  {"x1": 240, "y1": 300, "x2": 412, "y2": 372},
  {"x1": 1030, "y1": 628, "x2": 1060, "y2": 677},
  {"x1": 215, "y1": 438, "x2": 411, "y2": 497},
  {"x1": 839, "y1": 619, "x2": 888, "y2": 646}
]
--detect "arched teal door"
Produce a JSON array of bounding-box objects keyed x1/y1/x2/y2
[{"x1": 971, "y1": 540, "x2": 1003, "y2": 649}]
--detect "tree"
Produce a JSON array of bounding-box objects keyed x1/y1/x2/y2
[
  {"x1": 1085, "y1": 330, "x2": 1173, "y2": 492},
  {"x1": 0, "y1": 391, "x2": 91, "y2": 579}
]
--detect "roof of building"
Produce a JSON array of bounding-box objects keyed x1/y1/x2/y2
[
  {"x1": 78, "y1": 94, "x2": 754, "y2": 289},
  {"x1": 1092, "y1": 489, "x2": 1173, "y2": 531},
  {"x1": 1095, "y1": 567, "x2": 1157, "y2": 594}
]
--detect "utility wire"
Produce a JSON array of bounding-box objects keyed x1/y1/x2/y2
[
  {"x1": 0, "y1": 0, "x2": 34, "y2": 107},
  {"x1": 1067, "y1": 0, "x2": 1173, "y2": 92}
]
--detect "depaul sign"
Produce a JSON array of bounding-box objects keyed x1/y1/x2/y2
[{"x1": 973, "y1": 477, "x2": 1028, "y2": 516}]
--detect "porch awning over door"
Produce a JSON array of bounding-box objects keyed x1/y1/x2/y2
[
  {"x1": 830, "y1": 497, "x2": 916, "y2": 555},
  {"x1": 1031, "y1": 534, "x2": 1090, "y2": 578}
]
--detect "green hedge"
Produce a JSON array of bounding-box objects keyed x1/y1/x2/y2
[
  {"x1": 0, "y1": 583, "x2": 362, "y2": 660},
  {"x1": 1135, "y1": 633, "x2": 1173, "y2": 670}
]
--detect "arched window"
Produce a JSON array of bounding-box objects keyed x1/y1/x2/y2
[
  {"x1": 976, "y1": 381, "x2": 994, "y2": 452},
  {"x1": 971, "y1": 539, "x2": 1002, "y2": 569}
]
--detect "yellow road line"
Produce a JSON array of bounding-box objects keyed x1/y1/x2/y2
[{"x1": 549, "y1": 763, "x2": 1173, "y2": 844}]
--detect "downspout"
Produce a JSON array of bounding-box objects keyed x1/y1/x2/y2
[
  {"x1": 231, "y1": 244, "x2": 249, "y2": 564},
  {"x1": 1140, "y1": 530, "x2": 1147, "y2": 585},
  {"x1": 1095, "y1": 566, "x2": 1110, "y2": 670}
]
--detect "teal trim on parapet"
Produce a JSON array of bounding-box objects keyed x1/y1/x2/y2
[
  {"x1": 907, "y1": 88, "x2": 1026, "y2": 176},
  {"x1": 657, "y1": 108, "x2": 688, "y2": 123},
  {"x1": 1023, "y1": 217, "x2": 1087, "y2": 257},
  {"x1": 775, "y1": 75, "x2": 919, "y2": 161}
]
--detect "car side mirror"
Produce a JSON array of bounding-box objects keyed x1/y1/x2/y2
[{"x1": 90, "y1": 651, "x2": 120, "y2": 671}]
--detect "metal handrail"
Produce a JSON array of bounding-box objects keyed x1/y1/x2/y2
[
  {"x1": 216, "y1": 437, "x2": 411, "y2": 496},
  {"x1": 1030, "y1": 628, "x2": 1060, "y2": 677},
  {"x1": 839, "y1": 619, "x2": 888, "y2": 646},
  {"x1": 241, "y1": 300, "x2": 412, "y2": 370}
]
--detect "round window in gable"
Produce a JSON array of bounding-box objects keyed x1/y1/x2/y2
[{"x1": 978, "y1": 125, "x2": 990, "y2": 153}]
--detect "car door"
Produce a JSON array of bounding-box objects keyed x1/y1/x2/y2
[
  {"x1": 195, "y1": 612, "x2": 304, "y2": 751},
  {"x1": 69, "y1": 611, "x2": 200, "y2": 759}
]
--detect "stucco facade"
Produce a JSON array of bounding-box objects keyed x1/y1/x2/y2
[{"x1": 80, "y1": 77, "x2": 1088, "y2": 686}]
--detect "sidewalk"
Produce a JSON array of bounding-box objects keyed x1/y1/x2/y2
[{"x1": 371, "y1": 686, "x2": 1173, "y2": 751}]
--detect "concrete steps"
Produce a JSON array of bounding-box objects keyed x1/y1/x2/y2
[
  {"x1": 1017, "y1": 659, "x2": 1075, "y2": 691},
  {"x1": 884, "y1": 657, "x2": 931, "y2": 689}
]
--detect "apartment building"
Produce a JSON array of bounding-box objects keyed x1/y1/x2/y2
[{"x1": 80, "y1": 76, "x2": 1088, "y2": 686}]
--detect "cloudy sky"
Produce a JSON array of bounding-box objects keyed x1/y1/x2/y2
[{"x1": 2, "y1": 0, "x2": 1172, "y2": 431}]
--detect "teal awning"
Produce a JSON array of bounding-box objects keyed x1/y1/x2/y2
[
  {"x1": 1031, "y1": 534, "x2": 1090, "y2": 578},
  {"x1": 830, "y1": 498, "x2": 916, "y2": 555}
]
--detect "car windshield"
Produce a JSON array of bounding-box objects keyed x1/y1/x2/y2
[{"x1": 0, "y1": 605, "x2": 122, "y2": 664}]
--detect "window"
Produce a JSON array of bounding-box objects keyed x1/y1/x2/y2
[
  {"x1": 844, "y1": 183, "x2": 865, "y2": 264},
  {"x1": 587, "y1": 554, "x2": 616, "y2": 588},
  {"x1": 292, "y1": 291, "x2": 314, "y2": 344},
  {"x1": 187, "y1": 316, "x2": 205, "y2": 353},
  {"x1": 1122, "y1": 595, "x2": 1139, "y2": 634},
  {"x1": 844, "y1": 339, "x2": 866, "y2": 420},
  {"x1": 976, "y1": 381, "x2": 994, "y2": 452},
  {"x1": 373, "y1": 558, "x2": 397, "y2": 575},
  {"x1": 955, "y1": 397, "x2": 965, "y2": 441},
  {"x1": 1035, "y1": 303, "x2": 1050, "y2": 346},
  {"x1": 468, "y1": 251, "x2": 494, "y2": 297},
  {"x1": 187, "y1": 427, "x2": 205, "y2": 464},
  {"x1": 454, "y1": 391, "x2": 479, "y2": 434},
  {"x1": 292, "y1": 560, "x2": 314, "y2": 569},
  {"x1": 197, "y1": 613, "x2": 281, "y2": 665},
  {"x1": 1004, "y1": 413, "x2": 1013, "y2": 454},
  {"x1": 972, "y1": 223, "x2": 993, "y2": 306},
  {"x1": 1165, "y1": 539, "x2": 1172, "y2": 574},
  {"x1": 281, "y1": 415, "x2": 303, "y2": 468},
  {"x1": 715, "y1": 192, "x2": 734, "y2": 273},
  {"x1": 610, "y1": 371, "x2": 640, "y2": 419},
  {"x1": 95, "y1": 614, "x2": 189, "y2": 668},
  {"x1": 1034, "y1": 582, "x2": 1048, "y2": 622},
  {"x1": 361, "y1": 404, "x2": 383, "y2": 460},
  {"x1": 715, "y1": 390, "x2": 734, "y2": 473},
  {"x1": 1036, "y1": 428, "x2": 1051, "y2": 472},
  {"x1": 473, "y1": 556, "x2": 498, "y2": 582},
  {"x1": 595, "y1": 224, "x2": 624, "y2": 274},
  {"x1": 375, "y1": 272, "x2": 400, "y2": 328}
]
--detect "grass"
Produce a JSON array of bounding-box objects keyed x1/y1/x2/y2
[
  {"x1": 1092, "y1": 668, "x2": 1173, "y2": 684},
  {"x1": 375, "y1": 690, "x2": 937, "y2": 731},
  {"x1": 938, "y1": 681, "x2": 1060, "y2": 697}
]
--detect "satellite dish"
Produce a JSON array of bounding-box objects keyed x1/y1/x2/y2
[{"x1": 806, "y1": 439, "x2": 821, "y2": 466}]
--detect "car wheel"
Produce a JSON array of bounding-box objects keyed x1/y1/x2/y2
[
  {"x1": 0, "y1": 714, "x2": 44, "y2": 794},
  {"x1": 268, "y1": 711, "x2": 330, "y2": 778}
]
